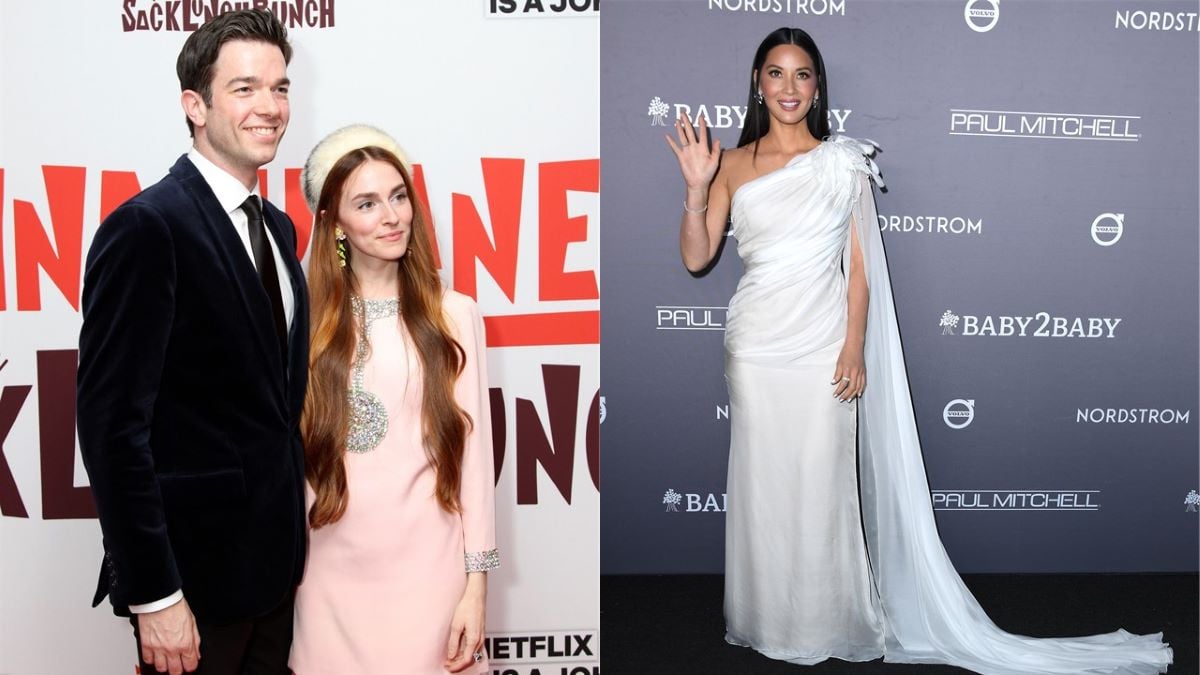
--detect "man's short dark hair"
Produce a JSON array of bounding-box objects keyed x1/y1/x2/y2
[{"x1": 176, "y1": 9, "x2": 292, "y2": 137}]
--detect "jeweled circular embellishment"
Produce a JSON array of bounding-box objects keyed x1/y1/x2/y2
[{"x1": 346, "y1": 389, "x2": 388, "y2": 453}]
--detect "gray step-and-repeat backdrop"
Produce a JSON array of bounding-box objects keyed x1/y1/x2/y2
[{"x1": 600, "y1": 0, "x2": 1199, "y2": 575}]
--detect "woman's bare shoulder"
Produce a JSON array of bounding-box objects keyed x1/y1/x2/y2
[
  {"x1": 722, "y1": 144, "x2": 752, "y2": 167},
  {"x1": 720, "y1": 145, "x2": 756, "y2": 194}
]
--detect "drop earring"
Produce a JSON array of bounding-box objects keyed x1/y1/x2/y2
[
  {"x1": 335, "y1": 228, "x2": 348, "y2": 268},
  {"x1": 756, "y1": 89, "x2": 764, "y2": 105}
]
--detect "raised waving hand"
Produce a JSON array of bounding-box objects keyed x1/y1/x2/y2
[
  {"x1": 667, "y1": 112, "x2": 731, "y2": 271},
  {"x1": 666, "y1": 112, "x2": 721, "y2": 190}
]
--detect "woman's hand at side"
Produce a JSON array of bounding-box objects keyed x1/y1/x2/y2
[
  {"x1": 445, "y1": 572, "x2": 487, "y2": 672},
  {"x1": 832, "y1": 345, "x2": 866, "y2": 402},
  {"x1": 836, "y1": 211, "x2": 869, "y2": 402}
]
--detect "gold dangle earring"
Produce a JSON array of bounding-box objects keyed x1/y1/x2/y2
[{"x1": 335, "y1": 228, "x2": 348, "y2": 268}]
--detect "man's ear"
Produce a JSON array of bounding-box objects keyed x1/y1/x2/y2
[{"x1": 181, "y1": 90, "x2": 207, "y2": 130}]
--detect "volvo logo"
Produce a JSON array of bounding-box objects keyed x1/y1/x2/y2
[
  {"x1": 1091, "y1": 212, "x2": 1124, "y2": 246},
  {"x1": 943, "y1": 399, "x2": 975, "y2": 429}
]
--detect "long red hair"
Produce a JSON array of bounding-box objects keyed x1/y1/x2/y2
[{"x1": 303, "y1": 146, "x2": 469, "y2": 528}]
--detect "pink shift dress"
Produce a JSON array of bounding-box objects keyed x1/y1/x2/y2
[{"x1": 291, "y1": 290, "x2": 498, "y2": 674}]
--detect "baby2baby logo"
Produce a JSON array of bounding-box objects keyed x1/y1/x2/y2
[{"x1": 940, "y1": 310, "x2": 1121, "y2": 338}]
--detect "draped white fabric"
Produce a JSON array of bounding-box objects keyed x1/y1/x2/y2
[
  {"x1": 849, "y1": 137, "x2": 1173, "y2": 674},
  {"x1": 724, "y1": 135, "x2": 1173, "y2": 674},
  {"x1": 723, "y1": 139, "x2": 887, "y2": 663}
]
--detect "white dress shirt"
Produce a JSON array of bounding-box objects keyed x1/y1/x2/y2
[{"x1": 187, "y1": 147, "x2": 296, "y2": 328}]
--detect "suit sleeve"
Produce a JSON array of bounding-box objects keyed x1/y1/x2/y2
[
  {"x1": 77, "y1": 201, "x2": 181, "y2": 607},
  {"x1": 449, "y1": 296, "x2": 499, "y2": 573}
]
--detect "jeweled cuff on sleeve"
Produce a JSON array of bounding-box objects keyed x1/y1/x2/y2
[{"x1": 465, "y1": 548, "x2": 500, "y2": 572}]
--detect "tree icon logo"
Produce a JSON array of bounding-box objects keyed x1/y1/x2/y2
[
  {"x1": 940, "y1": 310, "x2": 960, "y2": 335},
  {"x1": 663, "y1": 488, "x2": 682, "y2": 512},
  {"x1": 1185, "y1": 490, "x2": 1198, "y2": 513},
  {"x1": 648, "y1": 96, "x2": 670, "y2": 126}
]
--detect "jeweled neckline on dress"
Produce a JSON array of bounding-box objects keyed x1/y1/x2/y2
[{"x1": 345, "y1": 296, "x2": 400, "y2": 454}]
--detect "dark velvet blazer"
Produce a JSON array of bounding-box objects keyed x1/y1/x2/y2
[{"x1": 77, "y1": 155, "x2": 309, "y2": 622}]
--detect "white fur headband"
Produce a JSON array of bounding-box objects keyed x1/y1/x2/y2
[{"x1": 301, "y1": 124, "x2": 410, "y2": 212}]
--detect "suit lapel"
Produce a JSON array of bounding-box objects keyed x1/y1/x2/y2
[{"x1": 168, "y1": 156, "x2": 285, "y2": 390}]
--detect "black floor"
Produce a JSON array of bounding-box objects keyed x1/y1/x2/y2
[{"x1": 601, "y1": 574, "x2": 1197, "y2": 674}]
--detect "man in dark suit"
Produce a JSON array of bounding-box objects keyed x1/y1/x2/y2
[{"x1": 77, "y1": 10, "x2": 308, "y2": 674}]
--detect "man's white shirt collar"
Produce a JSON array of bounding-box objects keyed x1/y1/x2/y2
[{"x1": 187, "y1": 147, "x2": 259, "y2": 216}]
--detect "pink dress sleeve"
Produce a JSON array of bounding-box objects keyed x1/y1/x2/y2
[{"x1": 447, "y1": 292, "x2": 499, "y2": 572}]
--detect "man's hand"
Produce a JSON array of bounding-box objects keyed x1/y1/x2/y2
[{"x1": 137, "y1": 598, "x2": 201, "y2": 674}]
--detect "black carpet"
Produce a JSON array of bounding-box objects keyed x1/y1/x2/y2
[{"x1": 601, "y1": 574, "x2": 1197, "y2": 674}]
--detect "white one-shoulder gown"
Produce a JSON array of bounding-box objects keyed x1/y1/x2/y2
[{"x1": 721, "y1": 136, "x2": 1172, "y2": 674}]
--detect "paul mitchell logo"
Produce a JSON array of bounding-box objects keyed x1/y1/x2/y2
[
  {"x1": 1091, "y1": 213, "x2": 1124, "y2": 246},
  {"x1": 647, "y1": 97, "x2": 852, "y2": 133},
  {"x1": 879, "y1": 214, "x2": 982, "y2": 235},
  {"x1": 663, "y1": 489, "x2": 727, "y2": 512},
  {"x1": 949, "y1": 110, "x2": 1139, "y2": 141},
  {"x1": 707, "y1": 0, "x2": 846, "y2": 15},
  {"x1": 943, "y1": 399, "x2": 975, "y2": 429},
  {"x1": 599, "y1": 396, "x2": 606, "y2": 423},
  {"x1": 656, "y1": 306, "x2": 726, "y2": 331},
  {"x1": 1115, "y1": 9, "x2": 1200, "y2": 32},
  {"x1": 964, "y1": 0, "x2": 999, "y2": 32},
  {"x1": 1186, "y1": 490, "x2": 1198, "y2": 513},
  {"x1": 932, "y1": 490, "x2": 1100, "y2": 511},
  {"x1": 1076, "y1": 408, "x2": 1191, "y2": 424},
  {"x1": 940, "y1": 311, "x2": 1121, "y2": 338}
]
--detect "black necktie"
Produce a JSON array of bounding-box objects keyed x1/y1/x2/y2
[{"x1": 241, "y1": 196, "x2": 288, "y2": 361}]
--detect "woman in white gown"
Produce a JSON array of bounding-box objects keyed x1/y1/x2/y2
[{"x1": 666, "y1": 26, "x2": 1173, "y2": 674}]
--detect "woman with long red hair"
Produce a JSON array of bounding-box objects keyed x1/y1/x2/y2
[{"x1": 289, "y1": 125, "x2": 497, "y2": 674}]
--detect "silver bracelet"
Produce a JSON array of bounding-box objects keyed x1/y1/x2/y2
[
  {"x1": 465, "y1": 548, "x2": 500, "y2": 573},
  {"x1": 683, "y1": 201, "x2": 708, "y2": 214}
]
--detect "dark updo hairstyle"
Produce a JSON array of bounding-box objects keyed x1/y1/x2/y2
[{"x1": 737, "y1": 27, "x2": 831, "y2": 151}]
